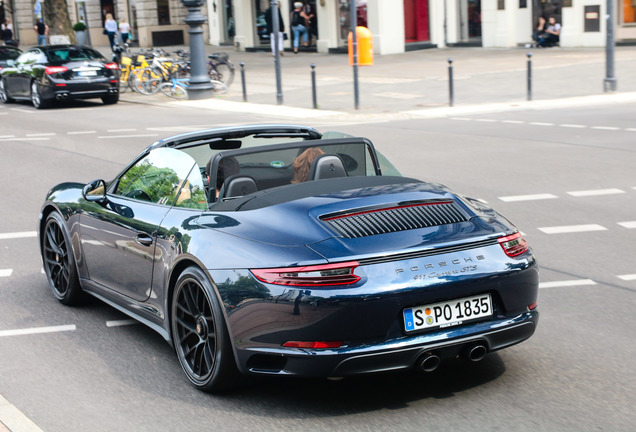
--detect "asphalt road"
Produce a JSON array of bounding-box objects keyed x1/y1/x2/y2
[{"x1": 0, "y1": 97, "x2": 635, "y2": 431}]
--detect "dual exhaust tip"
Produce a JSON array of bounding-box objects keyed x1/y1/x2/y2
[{"x1": 417, "y1": 344, "x2": 488, "y2": 373}]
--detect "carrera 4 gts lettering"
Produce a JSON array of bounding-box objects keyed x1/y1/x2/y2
[{"x1": 395, "y1": 255, "x2": 486, "y2": 280}]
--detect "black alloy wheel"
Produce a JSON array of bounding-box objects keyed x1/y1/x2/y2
[
  {"x1": 31, "y1": 81, "x2": 48, "y2": 109},
  {"x1": 42, "y1": 212, "x2": 83, "y2": 305},
  {"x1": 0, "y1": 79, "x2": 14, "y2": 103},
  {"x1": 171, "y1": 267, "x2": 239, "y2": 392}
]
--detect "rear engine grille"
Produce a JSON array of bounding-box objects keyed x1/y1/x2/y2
[{"x1": 321, "y1": 201, "x2": 469, "y2": 239}]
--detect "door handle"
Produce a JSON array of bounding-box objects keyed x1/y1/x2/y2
[{"x1": 135, "y1": 233, "x2": 154, "y2": 246}]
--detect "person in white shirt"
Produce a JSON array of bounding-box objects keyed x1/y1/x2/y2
[
  {"x1": 119, "y1": 19, "x2": 131, "y2": 44},
  {"x1": 104, "y1": 13, "x2": 118, "y2": 50}
]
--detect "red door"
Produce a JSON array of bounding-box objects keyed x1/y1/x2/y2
[{"x1": 404, "y1": 0, "x2": 429, "y2": 42}]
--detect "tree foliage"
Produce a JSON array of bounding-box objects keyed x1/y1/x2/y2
[{"x1": 43, "y1": 0, "x2": 76, "y2": 43}]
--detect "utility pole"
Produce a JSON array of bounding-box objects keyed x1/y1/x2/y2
[
  {"x1": 350, "y1": 0, "x2": 359, "y2": 110},
  {"x1": 604, "y1": 0, "x2": 617, "y2": 92},
  {"x1": 271, "y1": 1, "x2": 283, "y2": 105}
]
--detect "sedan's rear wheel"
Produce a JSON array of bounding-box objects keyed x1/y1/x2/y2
[
  {"x1": 171, "y1": 267, "x2": 239, "y2": 392},
  {"x1": 0, "y1": 79, "x2": 14, "y2": 103},
  {"x1": 101, "y1": 94, "x2": 119, "y2": 105},
  {"x1": 42, "y1": 212, "x2": 83, "y2": 305},
  {"x1": 31, "y1": 81, "x2": 49, "y2": 109}
]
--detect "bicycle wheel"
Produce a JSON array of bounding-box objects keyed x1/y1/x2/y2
[
  {"x1": 210, "y1": 80, "x2": 228, "y2": 95},
  {"x1": 131, "y1": 68, "x2": 162, "y2": 95},
  {"x1": 159, "y1": 82, "x2": 188, "y2": 99},
  {"x1": 208, "y1": 61, "x2": 234, "y2": 87}
]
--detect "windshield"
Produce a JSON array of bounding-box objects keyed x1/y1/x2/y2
[{"x1": 45, "y1": 47, "x2": 105, "y2": 62}]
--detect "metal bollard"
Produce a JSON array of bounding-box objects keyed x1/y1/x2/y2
[
  {"x1": 448, "y1": 58, "x2": 454, "y2": 107},
  {"x1": 240, "y1": 62, "x2": 247, "y2": 102},
  {"x1": 311, "y1": 64, "x2": 317, "y2": 109},
  {"x1": 527, "y1": 53, "x2": 532, "y2": 101}
]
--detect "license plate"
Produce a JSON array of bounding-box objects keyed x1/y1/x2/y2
[
  {"x1": 403, "y1": 294, "x2": 492, "y2": 332},
  {"x1": 78, "y1": 70, "x2": 97, "y2": 77}
]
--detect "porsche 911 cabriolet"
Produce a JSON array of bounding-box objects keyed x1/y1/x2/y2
[{"x1": 39, "y1": 124, "x2": 538, "y2": 392}]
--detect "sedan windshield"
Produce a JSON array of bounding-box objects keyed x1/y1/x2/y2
[{"x1": 45, "y1": 48, "x2": 105, "y2": 63}]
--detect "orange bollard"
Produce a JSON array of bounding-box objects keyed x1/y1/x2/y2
[{"x1": 348, "y1": 26, "x2": 373, "y2": 66}]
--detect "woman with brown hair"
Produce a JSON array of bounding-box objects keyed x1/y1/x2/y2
[{"x1": 291, "y1": 147, "x2": 324, "y2": 183}]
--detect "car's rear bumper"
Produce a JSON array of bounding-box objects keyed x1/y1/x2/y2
[
  {"x1": 235, "y1": 310, "x2": 538, "y2": 377},
  {"x1": 42, "y1": 80, "x2": 118, "y2": 101}
]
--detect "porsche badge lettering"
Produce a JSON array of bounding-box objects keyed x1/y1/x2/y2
[{"x1": 395, "y1": 255, "x2": 486, "y2": 280}]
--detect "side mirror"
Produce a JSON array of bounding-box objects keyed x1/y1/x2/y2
[{"x1": 82, "y1": 179, "x2": 107, "y2": 203}]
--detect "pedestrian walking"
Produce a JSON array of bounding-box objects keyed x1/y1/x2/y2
[
  {"x1": 104, "y1": 13, "x2": 117, "y2": 51},
  {"x1": 1, "y1": 18, "x2": 13, "y2": 41},
  {"x1": 265, "y1": 1, "x2": 285, "y2": 56},
  {"x1": 34, "y1": 19, "x2": 48, "y2": 46},
  {"x1": 119, "y1": 19, "x2": 131, "y2": 44},
  {"x1": 290, "y1": 2, "x2": 310, "y2": 54}
]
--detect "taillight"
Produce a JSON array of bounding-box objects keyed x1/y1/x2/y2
[
  {"x1": 250, "y1": 261, "x2": 361, "y2": 286},
  {"x1": 528, "y1": 302, "x2": 538, "y2": 310},
  {"x1": 104, "y1": 62, "x2": 119, "y2": 70},
  {"x1": 45, "y1": 66, "x2": 68, "y2": 75},
  {"x1": 498, "y1": 232, "x2": 529, "y2": 257},
  {"x1": 282, "y1": 341, "x2": 343, "y2": 349}
]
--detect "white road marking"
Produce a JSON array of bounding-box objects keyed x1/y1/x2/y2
[
  {"x1": 107, "y1": 128, "x2": 137, "y2": 132},
  {"x1": 0, "y1": 231, "x2": 37, "y2": 240},
  {"x1": 626, "y1": 128, "x2": 636, "y2": 132},
  {"x1": 67, "y1": 131, "x2": 97, "y2": 135},
  {"x1": 0, "y1": 137, "x2": 49, "y2": 142},
  {"x1": 25, "y1": 133, "x2": 55, "y2": 137},
  {"x1": 0, "y1": 135, "x2": 15, "y2": 139},
  {"x1": 539, "y1": 279, "x2": 596, "y2": 289},
  {"x1": 502, "y1": 120, "x2": 524, "y2": 124},
  {"x1": 475, "y1": 118, "x2": 497, "y2": 122},
  {"x1": 529, "y1": 122, "x2": 555, "y2": 126},
  {"x1": 567, "y1": 188, "x2": 625, "y2": 197},
  {"x1": 106, "y1": 319, "x2": 138, "y2": 328},
  {"x1": 618, "y1": 274, "x2": 636, "y2": 281},
  {"x1": 538, "y1": 224, "x2": 607, "y2": 234},
  {"x1": 591, "y1": 126, "x2": 620, "y2": 131},
  {"x1": 0, "y1": 325, "x2": 76, "y2": 338},
  {"x1": 498, "y1": 193, "x2": 558, "y2": 202},
  {"x1": 0, "y1": 270, "x2": 13, "y2": 278},
  {"x1": 449, "y1": 117, "x2": 473, "y2": 121},
  {"x1": 618, "y1": 221, "x2": 636, "y2": 229},
  {"x1": 97, "y1": 134, "x2": 158, "y2": 139},
  {"x1": 558, "y1": 124, "x2": 586, "y2": 128},
  {"x1": 0, "y1": 394, "x2": 45, "y2": 432}
]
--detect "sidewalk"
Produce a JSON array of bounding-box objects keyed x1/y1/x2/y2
[{"x1": 113, "y1": 44, "x2": 636, "y2": 116}]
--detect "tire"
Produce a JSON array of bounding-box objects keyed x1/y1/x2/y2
[
  {"x1": 31, "y1": 80, "x2": 49, "y2": 109},
  {"x1": 210, "y1": 80, "x2": 228, "y2": 96},
  {"x1": 171, "y1": 266, "x2": 240, "y2": 392},
  {"x1": 41, "y1": 212, "x2": 83, "y2": 305},
  {"x1": 101, "y1": 93, "x2": 119, "y2": 105},
  {"x1": 131, "y1": 68, "x2": 162, "y2": 95},
  {"x1": 159, "y1": 82, "x2": 188, "y2": 99},
  {"x1": 0, "y1": 79, "x2": 14, "y2": 103},
  {"x1": 208, "y1": 61, "x2": 234, "y2": 87}
]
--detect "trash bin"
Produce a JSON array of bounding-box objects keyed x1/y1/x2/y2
[{"x1": 348, "y1": 26, "x2": 373, "y2": 66}]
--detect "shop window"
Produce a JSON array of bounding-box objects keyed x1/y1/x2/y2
[{"x1": 157, "y1": 0, "x2": 171, "y2": 25}]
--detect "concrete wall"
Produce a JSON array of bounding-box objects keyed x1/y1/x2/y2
[
  {"x1": 366, "y1": 0, "x2": 405, "y2": 55},
  {"x1": 561, "y1": 1, "x2": 606, "y2": 47}
]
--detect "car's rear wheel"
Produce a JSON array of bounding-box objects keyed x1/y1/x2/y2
[
  {"x1": 101, "y1": 93, "x2": 119, "y2": 105},
  {"x1": 42, "y1": 212, "x2": 83, "y2": 305},
  {"x1": 0, "y1": 79, "x2": 14, "y2": 103},
  {"x1": 31, "y1": 81, "x2": 49, "y2": 109},
  {"x1": 171, "y1": 266, "x2": 239, "y2": 392}
]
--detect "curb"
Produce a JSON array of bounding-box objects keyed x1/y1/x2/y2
[{"x1": 0, "y1": 395, "x2": 43, "y2": 432}]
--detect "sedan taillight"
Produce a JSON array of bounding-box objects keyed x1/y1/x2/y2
[
  {"x1": 251, "y1": 261, "x2": 361, "y2": 286},
  {"x1": 104, "y1": 62, "x2": 119, "y2": 70},
  {"x1": 45, "y1": 66, "x2": 68, "y2": 75},
  {"x1": 498, "y1": 232, "x2": 529, "y2": 257}
]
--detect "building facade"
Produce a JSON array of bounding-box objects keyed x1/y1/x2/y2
[{"x1": 2, "y1": 0, "x2": 634, "y2": 50}]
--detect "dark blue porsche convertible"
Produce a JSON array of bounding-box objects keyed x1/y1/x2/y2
[{"x1": 39, "y1": 125, "x2": 538, "y2": 391}]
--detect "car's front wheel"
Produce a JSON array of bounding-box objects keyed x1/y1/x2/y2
[
  {"x1": 31, "y1": 81, "x2": 49, "y2": 109},
  {"x1": 41, "y1": 212, "x2": 83, "y2": 305},
  {"x1": 0, "y1": 79, "x2": 14, "y2": 103},
  {"x1": 171, "y1": 266, "x2": 240, "y2": 392}
]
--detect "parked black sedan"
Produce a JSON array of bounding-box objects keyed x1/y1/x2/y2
[
  {"x1": 0, "y1": 45, "x2": 119, "y2": 108},
  {"x1": 0, "y1": 45, "x2": 22, "y2": 69}
]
